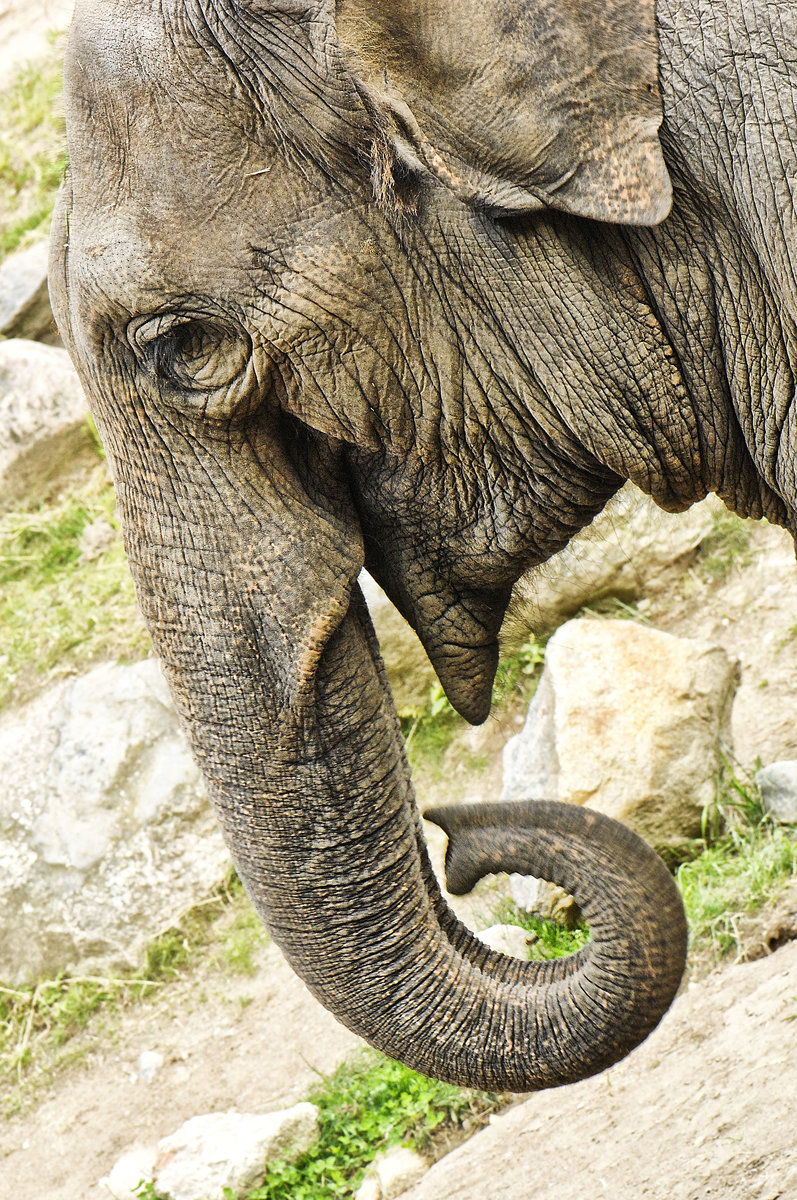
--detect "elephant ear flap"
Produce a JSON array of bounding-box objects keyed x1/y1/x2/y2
[{"x1": 336, "y1": 0, "x2": 672, "y2": 226}]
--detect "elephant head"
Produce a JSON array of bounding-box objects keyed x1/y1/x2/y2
[{"x1": 53, "y1": 0, "x2": 797, "y2": 1091}]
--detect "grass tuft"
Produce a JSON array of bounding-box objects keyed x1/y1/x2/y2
[
  {"x1": 237, "y1": 1053, "x2": 497, "y2": 1200},
  {"x1": 489, "y1": 902, "x2": 590, "y2": 961},
  {"x1": 0, "y1": 471, "x2": 150, "y2": 709},
  {"x1": 677, "y1": 755, "x2": 797, "y2": 966},
  {"x1": 0, "y1": 46, "x2": 67, "y2": 262}
]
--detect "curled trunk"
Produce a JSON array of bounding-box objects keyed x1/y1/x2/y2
[{"x1": 202, "y1": 589, "x2": 686, "y2": 1092}]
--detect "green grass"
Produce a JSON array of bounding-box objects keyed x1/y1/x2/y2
[
  {"x1": 206, "y1": 1053, "x2": 496, "y2": 1200},
  {"x1": 696, "y1": 509, "x2": 754, "y2": 582},
  {"x1": 490, "y1": 903, "x2": 590, "y2": 961},
  {"x1": 0, "y1": 45, "x2": 67, "y2": 263},
  {"x1": 0, "y1": 469, "x2": 151, "y2": 708},
  {"x1": 677, "y1": 758, "x2": 797, "y2": 965}
]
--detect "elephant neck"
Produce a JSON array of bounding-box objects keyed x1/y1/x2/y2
[{"x1": 623, "y1": 0, "x2": 797, "y2": 527}]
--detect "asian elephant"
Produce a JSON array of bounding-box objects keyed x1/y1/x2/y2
[{"x1": 49, "y1": 0, "x2": 794, "y2": 1092}]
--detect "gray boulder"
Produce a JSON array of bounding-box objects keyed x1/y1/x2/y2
[
  {"x1": 0, "y1": 659, "x2": 230, "y2": 984},
  {"x1": 502, "y1": 619, "x2": 740, "y2": 851},
  {"x1": 0, "y1": 240, "x2": 58, "y2": 343},
  {"x1": 0, "y1": 338, "x2": 94, "y2": 512},
  {"x1": 755, "y1": 761, "x2": 797, "y2": 825}
]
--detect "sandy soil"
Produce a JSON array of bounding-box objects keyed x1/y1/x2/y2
[{"x1": 0, "y1": 939, "x2": 363, "y2": 1199}]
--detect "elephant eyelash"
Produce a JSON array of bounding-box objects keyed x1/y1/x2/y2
[{"x1": 127, "y1": 312, "x2": 255, "y2": 407}]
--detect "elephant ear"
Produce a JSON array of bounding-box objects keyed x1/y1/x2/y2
[{"x1": 335, "y1": 0, "x2": 671, "y2": 225}]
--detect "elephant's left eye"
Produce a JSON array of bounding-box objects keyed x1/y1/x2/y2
[{"x1": 127, "y1": 312, "x2": 256, "y2": 417}]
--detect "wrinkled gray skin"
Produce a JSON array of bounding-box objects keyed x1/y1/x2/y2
[{"x1": 51, "y1": 0, "x2": 794, "y2": 1091}]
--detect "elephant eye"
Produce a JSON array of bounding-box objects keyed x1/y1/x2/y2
[{"x1": 127, "y1": 312, "x2": 254, "y2": 414}]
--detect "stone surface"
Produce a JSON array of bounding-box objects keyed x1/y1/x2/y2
[
  {"x1": 138, "y1": 1050, "x2": 165, "y2": 1084},
  {"x1": 355, "y1": 1177, "x2": 383, "y2": 1200},
  {"x1": 755, "y1": 761, "x2": 797, "y2": 825},
  {"x1": 475, "y1": 923, "x2": 532, "y2": 959},
  {"x1": 0, "y1": 338, "x2": 94, "y2": 512},
  {"x1": 502, "y1": 619, "x2": 739, "y2": 849},
  {"x1": 99, "y1": 1145, "x2": 158, "y2": 1200},
  {"x1": 508, "y1": 484, "x2": 719, "y2": 635},
  {"x1": 357, "y1": 1146, "x2": 428, "y2": 1200},
  {"x1": 0, "y1": 659, "x2": 230, "y2": 984},
  {"x1": 152, "y1": 1104, "x2": 319, "y2": 1200},
  {"x1": 0, "y1": 239, "x2": 59, "y2": 343}
]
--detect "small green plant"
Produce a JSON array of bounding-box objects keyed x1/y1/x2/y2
[
  {"x1": 231, "y1": 1052, "x2": 498, "y2": 1200},
  {"x1": 134, "y1": 1182, "x2": 162, "y2": 1200},
  {"x1": 696, "y1": 509, "x2": 754, "y2": 581},
  {"x1": 0, "y1": 46, "x2": 68, "y2": 262}
]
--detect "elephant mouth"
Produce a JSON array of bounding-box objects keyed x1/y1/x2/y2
[{"x1": 361, "y1": 562, "x2": 509, "y2": 724}]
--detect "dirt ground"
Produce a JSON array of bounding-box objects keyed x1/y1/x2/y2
[{"x1": 3, "y1": 883, "x2": 797, "y2": 1200}]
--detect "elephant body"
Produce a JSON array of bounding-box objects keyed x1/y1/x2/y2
[{"x1": 50, "y1": 0, "x2": 793, "y2": 1089}]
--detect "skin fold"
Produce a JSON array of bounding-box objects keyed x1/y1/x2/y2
[{"x1": 49, "y1": 0, "x2": 795, "y2": 1090}]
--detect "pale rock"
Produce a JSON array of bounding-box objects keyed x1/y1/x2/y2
[
  {"x1": 502, "y1": 619, "x2": 739, "y2": 850},
  {"x1": 138, "y1": 1049, "x2": 165, "y2": 1083},
  {"x1": 79, "y1": 516, "x2": 116, "y2": 562},
  {"x1": 0, "y1": 659, "x2": 230, "y2": 984},
  {"x1": 755, "y1": 761, "x2": 797, "y2": 824},
  {"x1": 0, "y1": 338, "x2": 93, "y2": 511},
  {"x1": 476, "y1": 923, "x2": 532, "y2": 959},
  {"x1": 0, "y1": 239, "x2": 58, "y2": 343},
  {"x1": 355, "y1": 1176, "x2": 383, "y2": 1200},
  {"x1": 374, "y1": 1146, "x2": 428, "y2": 1200},
  {"x1": 509, "y1": 484, "x2": 719, "y2": 634},
  {"x1": 153, "y1": 1104, "x2": 319, "y2": 1200},
  {"x1": 99, "y1": 1145, "x2": 158, "y2": 1200}
]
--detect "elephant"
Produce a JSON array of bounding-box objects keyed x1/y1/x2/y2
[{"x1": 49, "y1": 0, "x2": 795, "y2": 1093}]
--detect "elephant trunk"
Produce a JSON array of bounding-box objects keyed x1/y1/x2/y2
[
  {"x1": 194, "y1": 585, "x2": 685, "y2": 1092},
  {"x1": 114, "y1": 432, "x2": 685, "y2": 1092}
]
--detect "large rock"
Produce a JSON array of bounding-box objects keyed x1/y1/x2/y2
[
  {"x1": 0, "y1": 659, "x2": 229, "y2": 984},
  {"x1": 0, "y1": 239, "x2": 58, "y2": 343},
  {"x1": 502, "y1": 619, "x2": 740, "y2": 850},
  {"x1": 152, "y1": 1105, "x2": 319, "y2": 1200},
  {"x1": 508, "y1": 484, "x2": 719, "y2": 635},
  {"x1": 0, "y1": 338, "x2": 94, "y2": 512}
]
